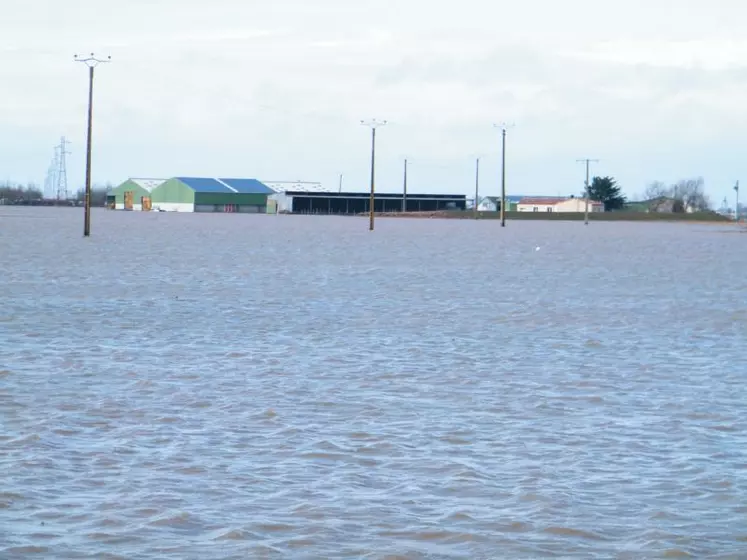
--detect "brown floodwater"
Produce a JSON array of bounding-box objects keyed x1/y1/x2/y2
[{"x1": 1, "y1": 207, "x2": 746, "y2": 558}]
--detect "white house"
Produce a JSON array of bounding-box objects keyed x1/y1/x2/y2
[
  {"x1": 554, "y1": 197, "x2": 604, "y2": 213},
  {"x1": 477, "y1": 195, "x2": 525, "y2": 212},
  {"x1": 477, "y1": 196, "x2": 500, "y2": 211},
  {"x1": 517, "y1": 196, "x2": 604, "y2": 213}
]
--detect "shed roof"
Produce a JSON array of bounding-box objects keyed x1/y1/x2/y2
[
  {"x1": 218, "y1": 178, "x2": 275, "y2": 194},
  {"x1": 174, "y1": 177, "x2": 272, "y2": 194},
  {"x1": 176, "y1": 177, "x2": 230, "y2": 192},
  {"x1": 265, "y1": 181, "x2": 325, "y2": 193}
]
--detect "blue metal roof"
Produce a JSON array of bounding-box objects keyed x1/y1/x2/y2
[
  {"x1": 218, "y1": 178, "x2": 275, "y2": 194},
  {"x1": 175, "y1": 177, "x2": 233, "y2": 193}
]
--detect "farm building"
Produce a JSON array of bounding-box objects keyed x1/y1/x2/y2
[
  {"x1": 274, "y1": 190, "x2": 467, "y2": 214},
  {"x1": 477, "y1": 195, "x2": 523, "y2": 212},
  {"x1": 149, "y1": 177, "x2": 274, "y2": 213},
  {"x1": 108, "y1": 178, "x2": 166, "y2": 210},
  {"x1": 517, "y1": 196, "x2": 604, "y2": 213}
]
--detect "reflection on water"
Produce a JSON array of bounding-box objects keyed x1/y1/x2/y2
[{"x1": 1, "y1": 207, "x2": 746, "y2": 558}]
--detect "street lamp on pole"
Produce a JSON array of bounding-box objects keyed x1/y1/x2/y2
[
  {"x1": 361, "y1": 119, "x2": 387, "y2": 231},
  {"x1": 75, "y1": 53, "x2": 111, "y2": 237}
]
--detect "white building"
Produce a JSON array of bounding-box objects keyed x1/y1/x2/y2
[
  {"x1": 517, "y1": 196, "x2": 604, "y2": 213},
  {"x1": 263, "y1": 181, "x2": 325, "y2": 213},
  {"x1": 477, "y1": 195, "x2": 525, "y2": 212},
  {"x1": 477, "y1": 196, "x2": 500, "y2": 211}
]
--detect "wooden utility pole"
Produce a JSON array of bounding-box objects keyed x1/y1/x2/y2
[
  {"x1": 474, "y1": 157, "x2": 480, "y2": 219},
  {"x1": 494, "y1": 123, "x2": 514, "y2": 227},
  {"x1": 500, "y1": 128, "x2": 507, "y2": 226},
  {"x1": 403, "y1": 158, "x2": 408, "y2": 213},
  {"x1": 577, "y1": 158, "x2": 599, "y2": 225},
  {"x1": 75, "y1": 53, "x2": 110, "y2": 237},
  {"x1": 361, "y1": 119, "x2": 387, "y2": 231}
]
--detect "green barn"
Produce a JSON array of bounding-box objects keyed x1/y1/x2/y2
[
  {"x1": 150, "y1": 177, "x2": 274, "y2": 213},
  {"x1": 108, "y1": 178, "x2": 166, "y2": 210}
]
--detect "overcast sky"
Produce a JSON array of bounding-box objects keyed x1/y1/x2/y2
[{"x1": 1, "y1": 0, "x2": 745, "y2": 204}]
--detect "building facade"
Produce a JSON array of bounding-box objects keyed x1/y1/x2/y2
[
  {"x1": 109, "y1": 178, "x2": 166, "y2": 210},
  {"x1": 517, "y1": 196, "x2": 604, "y2": 213},
  {"x1": 278, "y1": 191, "x2": 467, "y2": 214},
  {"x1": 148, "y1": 177, "x2": 274, "y2": 213},
  {"x1": 477, "y1": 195, "x2": 523, "y2": 212}
]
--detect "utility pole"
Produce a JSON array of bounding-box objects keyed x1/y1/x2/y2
[
  {"x1": 402, "y1": 158, "x2": 408, "y2": 213},
  {"x1": 577, "y1": 158, "x2": 599, "y2": 225},
  {"x1": 338, "y1": 174, "x2": 343, "y2": 193},
  {"x1": 360, "y1": 119, "x2": 387, "y2": 231},
  {"x1": 494, "y1": 123, "x2": 514, "y2": 227},
  {"x1": 75, "y1": 53, "x2": 111, "y2": 237},
  {"x1": 735, "y1": 180, "x2": 740, "y2": 223},
  {"x1": 474, "y1": 157, "x2": 480, "y2": 219}
]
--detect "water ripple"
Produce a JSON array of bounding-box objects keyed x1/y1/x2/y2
[{"x1": 0, "y1": 208, "x2": 745, "y2": 557}]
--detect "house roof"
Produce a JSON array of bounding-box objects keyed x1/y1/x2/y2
[
  {"x1": 175, "y1": 177, "x2": 273, "y2": 194},
  {"x1": 519, "y1": 197, "x2": 568, "y2": 205},
  {"x1": 519, "y1": 196, "x2": 604, "y2": 206}
]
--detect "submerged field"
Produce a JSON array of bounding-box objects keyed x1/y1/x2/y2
[
  {"x1": 376, "y1": 210, "x2": 733, "y2": 222},
  {"x1": 1, "y1": 207, "x2": 745, "y2": 558}
]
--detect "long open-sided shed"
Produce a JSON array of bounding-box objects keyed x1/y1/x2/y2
[
  {"x1": 282, "y1": 191, "x2": 467, "y2": 214},
  {"x1": 149, "y1": 177, "x2": 274, "y2": 213}
]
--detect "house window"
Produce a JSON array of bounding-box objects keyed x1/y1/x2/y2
[{"x1": 533, "y1": 206, "x2": 538, "y2": 212}]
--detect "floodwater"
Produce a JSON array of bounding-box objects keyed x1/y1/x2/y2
[{"x1": 1, "y1": 207, "x2": 746, "y2": 559}]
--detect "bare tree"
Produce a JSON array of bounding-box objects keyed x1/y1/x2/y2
[
  {"x1": 0, "y1": 181, "x2": 43, "y2": 202},
  {"x1": 672, "y1": 177, "x2": 711, "y2": 212},
  {"x1": 642, "y1": 177, "x2": 712, "y2": 212},
  {"x1": 644, "y1": 181, "x2": 669, "y2": 201}
]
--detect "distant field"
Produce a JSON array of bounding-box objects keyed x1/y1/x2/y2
[{"x1": 377, "y1": 210, "x2": 733, "y2": 223}]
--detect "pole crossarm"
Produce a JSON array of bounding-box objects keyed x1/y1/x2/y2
[
  {"x1": 360, "y1": 119, "x2": 387, "y2": 129},
  {"x1": 74, "y1": 53, "x2": 112, "y2": 67}
]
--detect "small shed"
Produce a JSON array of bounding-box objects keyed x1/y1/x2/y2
[{"x1": 109, "y1": 178, "x2": 166, "y2": 210}]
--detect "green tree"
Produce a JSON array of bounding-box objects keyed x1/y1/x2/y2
[{"x1": 587, "y1": 176, "x2": 626, "y2": 211}]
